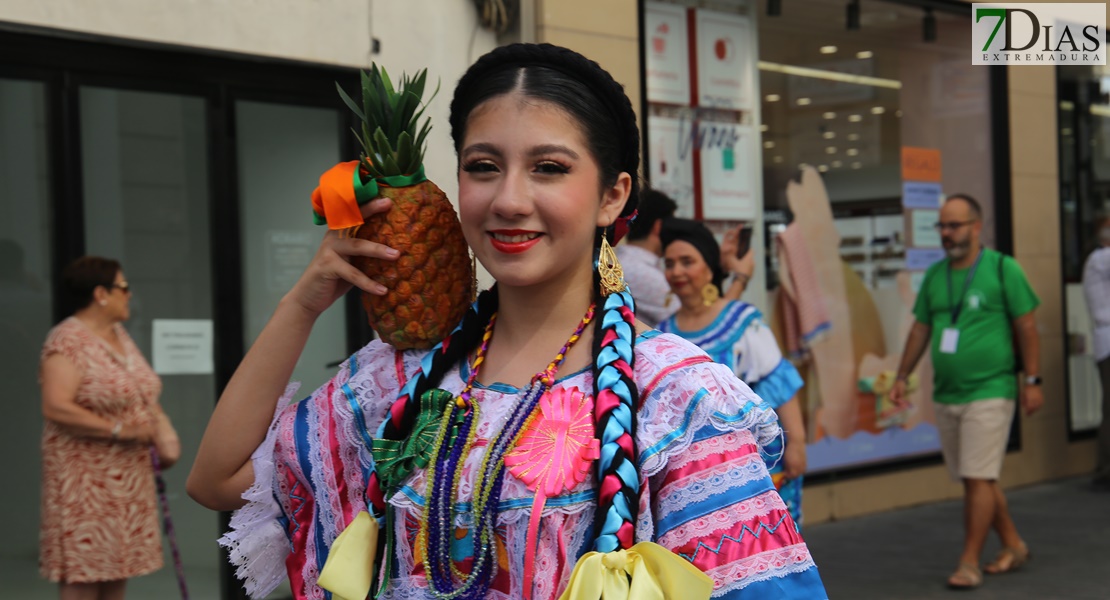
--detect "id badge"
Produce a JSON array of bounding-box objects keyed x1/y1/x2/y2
[{"x1": 940, "y1": 328, "x2": 960, "y2": 354}]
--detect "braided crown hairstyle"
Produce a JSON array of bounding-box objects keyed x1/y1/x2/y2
[{"x1": 368, "y1": 44, "x2": 643, "y2": 555}]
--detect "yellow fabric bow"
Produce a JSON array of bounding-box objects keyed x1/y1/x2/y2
[
  {"x1": 317, "y1": 511, "x2": 380, "y2": 600},
  {"x1": 558, "y1": 542, "x2": 713, "y2": 600}
]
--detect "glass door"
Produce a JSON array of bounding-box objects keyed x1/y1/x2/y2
[
  {"x1": 80, "y1": 86, "x2": 222, "y2": 598},
  {"x1": 0, "y1": 77, "x2": 57, "y2": 597},
  {"x1": 236, "y1": 100, "x2": 349, "y2": 393}
]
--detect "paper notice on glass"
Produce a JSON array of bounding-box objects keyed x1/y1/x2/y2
[
  {"x1": 645, "y1": 2, "x2": 691, "y2": 105},
  {"x1": 152, "y1": 319, "x2": 214, "y2": 375},
  {"x1": 910, "y1": 209, "x2": 941, "y2": 247},
  {"x1": 902, "y1": 181, "x2": 943, "y2": 209},
  {"x1": 648, "y1": 114, "x2": 696, "y2": 218},
  {"x1": 905, "y1": 248, "x2": 946, "y2": 271},
  {"x1": 267, "y1": 230, "x2": 317, "y2": 292},
  {"x1": 695, "y1": 9, "x2": 753, "y2": 110},
  {"x1": 700, "y1": 122, "x2": 757, "y2": 220}
]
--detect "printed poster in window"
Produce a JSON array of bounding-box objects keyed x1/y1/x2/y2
[
  {"x1": 645, "y1": 2, "x2": 690, "y2": 105},
  {"x1": 700, "y1": 121, "x2": 756, "y2": 220},
  {"x1": 695, "y1": 9, "x2": 752, "y2": 110},
  {"x1": 647, "y1": 114, "x2": 696, "y2": 218}
]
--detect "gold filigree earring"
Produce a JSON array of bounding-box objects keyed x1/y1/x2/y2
[
  {"x1": 700, "y1": 283, "x2": 720, "y2": 306},
  {"x1": 598, "y1": 233, "x2": 627, "y2": 296}
]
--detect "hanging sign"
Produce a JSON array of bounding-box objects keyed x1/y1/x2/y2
[
  {"x1": 645, "y1": 2, "x2": 691, "y2": 105},
  {"x1": 700, "y1": 121, "x2": 757, "y2": 220},
  {"x1": 695, "y1": 9, "x2": 753, "y2": 109}
]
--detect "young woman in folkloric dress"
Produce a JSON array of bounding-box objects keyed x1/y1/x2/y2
[{"x1": 188, "y1": 43, "x2": 827, "y2": 600}]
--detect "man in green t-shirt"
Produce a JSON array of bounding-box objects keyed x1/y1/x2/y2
[{"x1": 890, "y1": 194, "x2": 1043, "y2": 590}]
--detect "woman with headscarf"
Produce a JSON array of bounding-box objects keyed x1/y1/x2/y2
[{"x1": 658, "y1": 218, "x2": 809, "y2": 526}]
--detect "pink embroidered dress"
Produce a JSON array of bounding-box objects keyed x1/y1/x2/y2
[{"x1": 222, "y1": 332, "x2": 826, "y2": 599}]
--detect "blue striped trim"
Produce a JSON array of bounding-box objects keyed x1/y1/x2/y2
[
  {"x1": 639, "y1": 388, "x2": 709, "y2": 467},
  {"x1": 294, "y1": 401, "x2": 332, "y2": 600},
  {"x1": 659, "y1": 301, "x2": 759, "y2": 347},
  {"x1": 397, "y1": 486, "x2": 597, "y2": 512},
  {"x1": 343, "y1": 357, "x2": 375, "y2": 453},
  {"x1": 342, "y1": 356, "x2": 375, "y2": 488},
  {"x1": 801, "y1": 320, "x2": 832, "y2": 343},
  {"x1": 656, "y1": 475, "x2": 776, "y2": 538},
  {"x1": 750, "y1": 359, "x2": 804, "y2": 410}
]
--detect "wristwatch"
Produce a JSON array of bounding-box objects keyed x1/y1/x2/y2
[{"x1": 1024, "y1": 375, "x2": 1043, "y2": 386}]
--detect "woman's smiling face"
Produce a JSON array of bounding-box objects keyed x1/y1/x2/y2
[
  {"x1": 457, "y1": 92, "x2": 628, "y2": 291},
  {"x1": 664, "y1": 240, "x2": 714, "y2": 301}
]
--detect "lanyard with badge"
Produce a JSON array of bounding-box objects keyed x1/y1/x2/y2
[{"x1": 940, "y1": 248, "x2": 984, "y2": 354}]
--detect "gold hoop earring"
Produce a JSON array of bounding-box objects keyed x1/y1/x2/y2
[
  {"x1": 700, "y1": 283, "x2": 720, "y2": 307},
  {"x1": 598, "y1": 233, "x2": 627, "y2": 296}
]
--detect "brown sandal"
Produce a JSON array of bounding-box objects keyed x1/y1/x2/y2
[
  {"x1": 984, "y1": 544, "x2": 1031, "y2": 575},
  {"x1": 947, "y1": 562, "x2": 983, "y2": 589}
]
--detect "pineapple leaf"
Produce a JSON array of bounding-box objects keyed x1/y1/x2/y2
[
  {"x1": 336, "y1": 83, "x2": 366, "y2": 122},
  {"x1": 351, "y1": 126, "x2": 372, "y2": 158},
  {"x1": 341, "y1": 63, "x2": 438, "y2": 177},
  {"x1": 396, "y1": 131, "x2": 414, "y2": 174},
  {"x1": 380, "y1": 67, "x2": 395, "y2": 98},
  {"x1": 372, "y1": 127, "x2": 395, "y2": 158},
  {"x1": 382, "y1": 153, "x2": 401, "y2": 176},
  {"x1": 414, "y1": 120, "x2": 433, "y2": 160},
  {"x1": 391, "y1": 91, "x2": 417, "y2": 141}
]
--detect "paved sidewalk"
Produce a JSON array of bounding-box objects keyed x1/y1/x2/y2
[{"x1": 803, "y1": 477, "x2": 1110, "y2": 599}]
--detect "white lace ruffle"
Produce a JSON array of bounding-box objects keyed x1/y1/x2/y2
[
  {"x1": 654, "y1": 454, "x2": 768, "y2": 523},
  {"x1": 706, "y1": 544, "x2": 819, "y2": 597},
  {"x1": 218, "y1": 383, "x2": 300, "y2": 599},
  {"x1": 659, "y1": 490, "x2": 786, "y2": 551},
  {"x1": 386, "y1": 487, "x2": 596, "y2": 527},
  {"x1": 634, "y1": 335, "x2": 782, "y2": 479}
]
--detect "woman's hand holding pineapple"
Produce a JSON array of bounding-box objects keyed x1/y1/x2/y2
[{"x1": 287, "y1": 197, "x2": 399, "y2": 318}]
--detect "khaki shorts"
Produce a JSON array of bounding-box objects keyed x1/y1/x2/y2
[{"x1": 934, "y1": 398, "x2": 1015, "y2": 481}]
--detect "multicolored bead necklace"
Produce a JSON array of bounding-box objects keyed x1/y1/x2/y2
[{"x1": 419, "y1": 304, "x2": 596, "y2": 600}]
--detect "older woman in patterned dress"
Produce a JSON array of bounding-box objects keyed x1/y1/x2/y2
[{"x1": 39, "y1": 256, "x2": 179, "y2": 600}]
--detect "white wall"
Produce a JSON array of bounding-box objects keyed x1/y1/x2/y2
[
  {"x1": 0, "y1": 0, "x2": 497, "y2": 206},
  {"x1": 1, "y1": 0, "x2": 499, "y2": 282}
]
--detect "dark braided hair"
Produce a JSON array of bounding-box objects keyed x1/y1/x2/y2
[{"x1": 370, "y1": 44, "x2": 644, "y2": 557}]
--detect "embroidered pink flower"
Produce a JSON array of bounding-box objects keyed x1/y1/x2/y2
[
  {"x1": 505, "y1": 386, "x2": 600, "y2": 496},
  {"x1": 505, "y1": 386, "x2": 600, "y2": 600}
]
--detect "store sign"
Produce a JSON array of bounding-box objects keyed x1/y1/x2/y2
[
  {"x1": 647, "y1": 114, "x2": 696, "y2": 218},
  {"x1": 902, "y1": 181, "x2": 943, "y2": 209},
  {"x1": 695, "y1": 10, "x2": 753, "y2": 110},
  {"x1": 645, "y1": 2, "x2": 691, "y2": 105},
  {"x1": 972, "y1": 3, "x2": 1105, "y2": 65},
  {"x1": 700, "y1": 122, "x2": 756, "y2": 220}
]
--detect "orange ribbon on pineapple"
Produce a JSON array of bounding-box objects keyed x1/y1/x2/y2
[{"x1": 311, "y1": 161, "x2": 427, "y2": 231}]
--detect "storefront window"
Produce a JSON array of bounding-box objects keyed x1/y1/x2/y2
[
  {"x1": 0, "y1": 77, "x2": 54, "y2": 591},
  {"x1": 1058, "y1": 65, "x2": 1109, "y2": 434},
  {"x1": 642, "y1": 0, "x2": 999, "y2": 474}
]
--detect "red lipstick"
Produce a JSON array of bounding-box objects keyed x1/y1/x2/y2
[{"x1": 489, "y1": 229, "x2": 543, "y2": 254}]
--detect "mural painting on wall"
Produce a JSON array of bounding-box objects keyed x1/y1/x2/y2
[{"x1": 770, "y1": 166, "x2": 943, "y2": 473}]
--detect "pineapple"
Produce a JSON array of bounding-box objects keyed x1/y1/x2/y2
[{"x1": 328, "y1": 65, "x2": 475, "y2": 349}]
